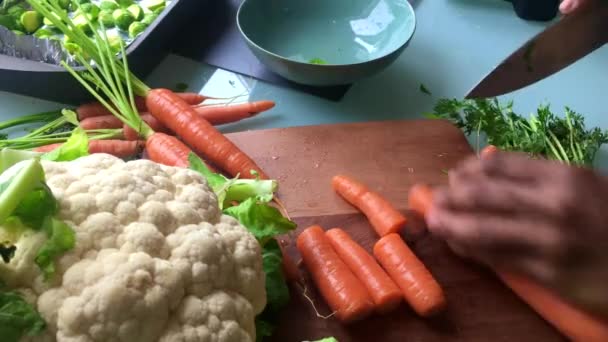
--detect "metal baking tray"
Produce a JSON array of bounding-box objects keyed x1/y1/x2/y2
[{"x1": 0, "y1": 0, "x2": 206, "y2": 104}]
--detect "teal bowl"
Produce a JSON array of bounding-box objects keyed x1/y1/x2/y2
[{"x1": 236, "y1": 0, "x2": 416, "y2": 86}]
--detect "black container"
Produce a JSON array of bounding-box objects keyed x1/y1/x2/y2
[
  {"x1": 0, "y1": 0, "x2": 206, "y2": 105},
  {"x1": 505, "y1": 0, "x2": 560, "y2": 21}
]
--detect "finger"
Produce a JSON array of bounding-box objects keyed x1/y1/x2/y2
[
  {"x1": 444, "y1": 238, "x2": 557, "y2": 285},
  {"x1": 443, "y1": 172, "x2": 546, "y2": 215},
  {"x1": 559, "y1": 0, "x2": 579, "y2": 14},
  {"x1": 426, "y1": 207, "x2": 563, "y2": 256},
  {"x1": 480, "y1": 152, "x2": 560, "y2": 183}
]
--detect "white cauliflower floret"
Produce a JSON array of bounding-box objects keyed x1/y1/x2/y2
[{"x1": 1, "y1": 154, "x2": 265, "y2": 342}]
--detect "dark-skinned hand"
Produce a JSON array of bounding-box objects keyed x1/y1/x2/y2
[{"x1": 427, "y1": 152, "x2": 608, "y2": 317}]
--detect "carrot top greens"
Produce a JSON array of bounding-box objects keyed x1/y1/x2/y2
[{"x1": 427, "y1": 98, "x2": 608, "y2": 167}]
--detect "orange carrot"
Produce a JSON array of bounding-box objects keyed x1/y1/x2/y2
[
  {"x1": 145, "y1": 88, "x2": 267, "y2": 179},
  {"x1": 325, "y1": 228, "x2": 402, "y2": 313},
  {"x1": 373, "y1": 233, "x2": 447, "y2": 317},
  {"x1": 296, "y1": 225, "x2": 375, "y2": 323},
  {"x1": 144, "y1": 133, "x2": 191, "y2": 168},
  {"x1": 331, "y1": 175, "x2": 406, "y2": 237},
  {"x1": 409, "y1": 182, "x2": 608, "y2": 339},
  {"x1": 480, "y1": 144, "x2": 498, "y2": 159},
  {"x1": 79, "y1": 115, "x2": 123, "y2": 130},
  {"x1": 34, "y1": 140, "x2": 144, "y2": 158},
  {"x1": 76, "y1": 92, "x2": 207, "y2": 120},
  {"x1": 193, "y1": 100, "x2": 274, "y2": 125},
  {"x1": 408, "y1": 184, "x2": 435, "y2": 221},
  {"x1": 499, "y1": 272, "x2": 608, "y2": 342}
]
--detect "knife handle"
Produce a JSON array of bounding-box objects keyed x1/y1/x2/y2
[{"x1": 505, "y1": 0, "x2": 559, "y2": 21}]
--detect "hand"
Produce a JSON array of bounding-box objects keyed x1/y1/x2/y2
[
  {"x1": 559, "y1": 0, "x2": 594, "y2": 14},
  {"x1": 426, "y1": 152, "x2": 608, "y2": 316}
]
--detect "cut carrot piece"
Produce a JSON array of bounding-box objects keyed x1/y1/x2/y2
[
  {"x1": 325, "y1": 228, "x2": 402, "y2": 313},
  {"x1": 332, "y1": 175, "x2": 406, "y2": 237},
  {"x1": 373, "y1": 233, "x2": 446, "y2": 317},
  {"x1": 408, "y1": 184, "x2": 435, "y2": 221},
  {"x1": 296, "y1": 225, "x2": 375, "y2": 323},
  {"x1": 480, "y1": 144, "x2": 498, "y2": 159}
]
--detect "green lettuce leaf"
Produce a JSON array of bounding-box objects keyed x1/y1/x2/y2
[
  {"x1": 262, "y1": 239, "x2": 290, "y2": 312},
  {"x1": 12, "y1": 184, "x2": 57, "y2": 229},
  {"x1": 224, "y1": 198, "x2": 296, "y2": 247},
  {"x1": 0, "y1": 149, "x2": 44, "y2": 173},
  {"x1": 42, "y1": 127, "x2": 89, "y2": 162},
  {"x1": 188, "y1": 153, "x2": 277, "y2": 209},
  {"x1": 0, "y1": 159, "x2": 45, "y2": 224},
  {"x1": 311, "y1": 338, "x2": 339, "y2": 342},
  {"x1": 0, "y1": 287, "x2": 46, "y2": 342},
  {"x1": 34, "y1": 217, "x2": 76, "y2": 280},
  {"x1": 254, "y1": 240, "x2": 291, "y2": 342}
]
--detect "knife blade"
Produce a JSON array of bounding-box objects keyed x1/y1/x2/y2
[{"x1": 466, "y1": 1, "x2": 608, "y2": 99}]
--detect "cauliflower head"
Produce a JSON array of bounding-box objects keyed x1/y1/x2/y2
[{"x1": 0, "y1": 154, "x2": 266, "y2": 342}]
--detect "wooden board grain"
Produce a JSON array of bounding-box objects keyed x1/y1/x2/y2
[{"x1": 226, "y1": 119, "x2": 565, "y2": 342}]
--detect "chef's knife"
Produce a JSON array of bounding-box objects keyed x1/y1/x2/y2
[{"x1": 466, "y1": 0, "x2": 608, "y2": 99}]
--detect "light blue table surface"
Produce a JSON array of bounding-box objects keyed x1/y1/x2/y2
[{"x1": 1, "y1": 0, "x2": 607, "y2": 166}]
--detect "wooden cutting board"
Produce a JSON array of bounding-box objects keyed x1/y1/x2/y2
[{"x1": 227, "y1": 119, "x2": 565, "y2": 342}]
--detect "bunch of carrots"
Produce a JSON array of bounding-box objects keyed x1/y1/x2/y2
[
  {"x1": 291, "y1": 174, "x2": 447, "y2": 323},
  {"x1": 32, "y1": 94, "x2": 275, "y2": 160},
  {"x1": 27, "y1": 0, "x2": 270, "y2": 180}
]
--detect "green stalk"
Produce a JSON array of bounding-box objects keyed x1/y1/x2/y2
[{"x1": 0, "y1": 111, "x2": 61, "y2": 131}]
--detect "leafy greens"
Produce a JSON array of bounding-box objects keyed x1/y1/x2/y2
[{"x1": 426, "y1": 98, "x2": 608, "y2": 167}]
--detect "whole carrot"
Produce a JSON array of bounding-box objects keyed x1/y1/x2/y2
[
  {"x1": 373, "y1": 233, "x2": 447, "y2": 317},
  {"x1": 332, "y1": 175, "x2": 406, "y2": 237},
  {"x1": 499, "y1": 272, "x2": 608, "y2": 342},
  {"x1": 296, "y1": 225, "x2": 375, "y2": 323},
  {"x1": 34, "y1": 140, "x2": 144, "y2": 158},
  {"x1": 80, "y1": 100, "x2": 272, "y2": 133},
  {"x1": 76, "y1": 92, "x2": 207, "y2": 120},
  {"x1": 145, "y1": 133, "x2": 191, "y2": 168},
  {"x1": 145, "y1": 88, "x2": 267, "y2": 179},
  {"x1": 194, "y1": 100, "x2": 274, "y2": 125},
  {"x1": 325, "y1": 228, "x2": 402, "y2": 313}
]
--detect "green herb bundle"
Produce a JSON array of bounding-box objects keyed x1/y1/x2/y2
[{"x1": 427, "y1": 98, "x2": 608, "y2": 167}]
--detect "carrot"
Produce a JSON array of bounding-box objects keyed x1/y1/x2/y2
[
  {"x1": 325, "y1": 228, "x2": 402, "y2": 313},
  {"x1": 76, "y1": 92, "x2": 206, "y2": 120},
  {"x1": 194, "y1": 100, "x2": 274, "y2": 125},
  {"x1": 34, "y1": 140, "x2": 144, "y2": 158},
  {"x1": 145, "y1": 88, "x2": 267, "y2": 179},
  {"x1": 499, "y1": 272, "x2": 608, "y2": 342},
  {"x1": 79, "y1": 115, "x2": 123, "y2": 130},
  {"x1": 409, "y1": 182, "x2": 608, "y2": 339},
  {"x1": 296, "y1": 225, "x2": 375, "y2": 323},
  {"x1": 373, "y1": 233, "x2": 447, "y2": 317},
  {"x1": 81, "y1": 101, "x2": 271, "y2": 133},
  {"x1": 144, "y1": 133, "x2": 192, "y2": 168},
  {"x1": 480, "y1": 144, "x2": 498, "y2": 159},
  {"x1": 408, "y1": 184, "x2": 435, "y2": 221},
  {"x1": 331, "y1": 175, "x2": 406, "y2": 237}
]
